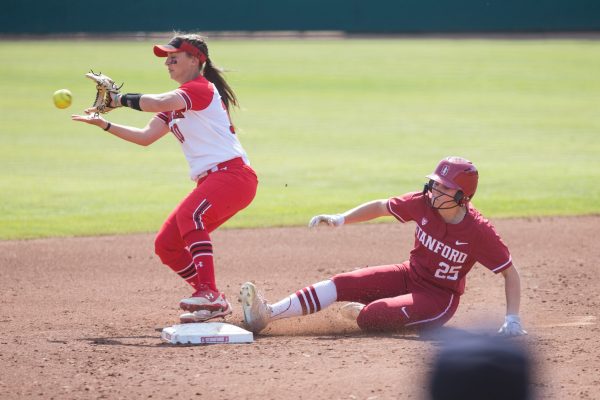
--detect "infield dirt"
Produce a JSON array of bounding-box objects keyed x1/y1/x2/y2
[{"x1": 1, "y1": 216, "x2": 599, "y2": 399}]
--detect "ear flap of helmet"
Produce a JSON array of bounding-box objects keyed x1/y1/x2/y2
[{"x1": 454, "y1": 190, "x2": 465, "y2": 206}]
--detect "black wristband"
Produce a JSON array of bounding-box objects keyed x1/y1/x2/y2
[
  {"x1": 103, "y1": 122, "x2": 112, "y2": 131},
  {"x1": 120, "y1": 93, "x2": 143, "y2": 111}
]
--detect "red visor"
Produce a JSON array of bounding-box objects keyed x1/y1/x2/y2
[{"x1": 153, "y1": 39, "x2": 207, "y2": 63}]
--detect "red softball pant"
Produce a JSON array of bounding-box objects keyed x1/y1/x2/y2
[
  {"x1": 332, "y1": 262, "x2": 460, "y2": 331},
  {"x1": 154, "y1": 161, "x2": 258, "y2": 271}
]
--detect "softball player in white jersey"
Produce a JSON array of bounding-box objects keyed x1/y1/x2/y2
[{"x1": 73, "y1": 34, "x2": 258, "y2": 324}]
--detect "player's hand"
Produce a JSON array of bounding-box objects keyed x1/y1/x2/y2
[
  {"x1": 71, "y1": 113, "x2": 105, "y2": 126},
  {"x1": 308, "y1": 214, "x2": 345, "y2": 228},
  {"x1": 80, "y1": 93, "x2": 120, "y2": 115},
  {"x1": 498, "y1": 314, "x2": 527, "y2": 336},
  {"x1": 71, "y1": 113, "x2": 109, "y2": 129}
]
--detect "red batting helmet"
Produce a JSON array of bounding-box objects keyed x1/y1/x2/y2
[{"x1": 426, "y1": 156, "x2": 479, "y2": 205}]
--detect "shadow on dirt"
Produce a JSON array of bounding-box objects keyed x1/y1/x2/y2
[
  {"x1": 76, "y1": 336, "x2": 167, "y2": 347},
  {"x1": 74, "y1": 326, "x2": 486, "y2": 348},
  {"x1": 75, "y1": 335, "x2": 257, "y2": 347},
  {"x1": 256, "y1": 325, "x2": 487, "y2": 343}
]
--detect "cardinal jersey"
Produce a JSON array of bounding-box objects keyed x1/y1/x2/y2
[
  {"x1": 387, "y1": 192, "x2": 512, "y2": 295},
  {"x1": 156, "y1": 75, "x2": 249, "y2": 180}
]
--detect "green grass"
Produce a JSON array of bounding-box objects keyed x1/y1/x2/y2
[{"x1": 1, "y1": 39, "x2": 599, "y2": 239}]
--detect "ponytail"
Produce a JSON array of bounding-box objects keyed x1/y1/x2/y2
[{"x1": 203, "y1": 58, "x2": 239, "y2": 112}]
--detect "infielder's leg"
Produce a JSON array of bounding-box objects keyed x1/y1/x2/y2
[
  {"x1": 154, "y1": 207, "x2": 197, "y2": 289},
  {"x1": 176, "y1": 167, "x2": 257, "y2": 321},
  {"x1": 154, "y1": 191, "x2": 222, "y2": 291},
  {"x1": 176, "y1": 167, "x2": 257, "y2": 292},
  {"x1": 154, "y1": 198, "x2": 240, "y2": 291}
]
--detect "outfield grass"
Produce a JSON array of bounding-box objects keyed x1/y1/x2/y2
[{"x1": 0, "y1": 39, "x2": 599, "y2": 239}]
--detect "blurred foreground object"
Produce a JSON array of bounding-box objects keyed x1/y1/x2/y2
[{"x1": 429, "y1": 335, "x2": 531, "y2": 400}]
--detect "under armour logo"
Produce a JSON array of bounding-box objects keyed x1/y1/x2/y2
[{"x1": 207, "y1": 293, "x2": 214, "y2": 300}]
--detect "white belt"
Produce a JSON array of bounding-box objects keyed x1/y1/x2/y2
[{"x1": 194, "y1": 165, "x2": 227, "y2": 181}]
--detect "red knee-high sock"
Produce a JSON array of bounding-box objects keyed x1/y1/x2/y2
[
  {"x1": 183, "y1": 230, "x2": 217, "y2": 291},
  {"x1": 172, "y1": 261, "x2": 199, "y2": 290},
  {"x1": 154, "y1": 236, "x2": 197, "y2": 290}
]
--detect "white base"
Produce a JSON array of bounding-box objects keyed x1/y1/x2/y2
[{"x1": 161, "y1": 322, "x2": 254, "y2": 344}]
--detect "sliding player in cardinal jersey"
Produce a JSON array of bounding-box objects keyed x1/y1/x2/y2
[
  {"x1": 72, "y1": 33, "x2": 258, "y2": 324},
  {"x1": 240, "y1": 156, "x2": 526, "y2": 336}
]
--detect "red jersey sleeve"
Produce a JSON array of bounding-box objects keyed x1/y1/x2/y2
[
  {"x1": 176, "y1": 77, "x2": 214, "y2": 111},
  {"x1": 155, "y1": 112, "x2": 171, "y2": 124},
  {"x1": 387, "y1": 192, "x2": 421, "y2": 223},
  {"x1": 473, "y1": 222, "x2": 513, "y2": 274}
]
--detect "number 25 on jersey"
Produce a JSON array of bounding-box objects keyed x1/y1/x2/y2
[{"x1": 434, "y1": 262, "x2": 462, "y2": 281}]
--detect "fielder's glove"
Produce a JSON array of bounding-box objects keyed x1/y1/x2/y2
[
  {"x1": 498, "y1": 314, "x2": 528, "y2": 336},
  {"x1": 84, "y1": 70, "x2": 123, "y2": 115},
  {"x1": 308, "y1": 214, "x2": 345, "y2": 228}
]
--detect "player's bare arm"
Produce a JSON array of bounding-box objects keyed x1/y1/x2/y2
[
  {"x1": 113, "y1": 90, "x2": 186, "y2": 113},
  {"x1": 499, "y1": 265, "x2": 527, "y2": 336},
  {"x1": 309, "y1": 199, "x2": 391, "y2": 228},
  {"x1": 342, "y1": 199, "x2": 391, "y2": 224},
  {"x1": 71, "y1": 114, "x2": 170, "y2": 146},
  {"x1": 501, "y1": 265, "x2": 521, "y2": 316}
]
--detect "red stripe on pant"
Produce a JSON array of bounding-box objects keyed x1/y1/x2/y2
[{"x1": 192, "y1": 200, "x2": 212, "y2": 230}]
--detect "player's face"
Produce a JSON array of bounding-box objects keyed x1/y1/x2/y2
[
  {"x1": 165, "y1": 52, "x2": 197, "y2": 82},
  {"x1": 430, "y1": 181, "x2": 459, "y2": 209}
]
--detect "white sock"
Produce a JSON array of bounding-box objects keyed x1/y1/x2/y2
[{"x1": 270, "y1": 280, "x2": 337, "y2": 320}]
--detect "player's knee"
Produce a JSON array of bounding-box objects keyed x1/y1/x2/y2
[
  {"x1": 356, "y1": 302, "x2": 406, "y2": 332},
  {"x1": 331, "y1": 273, "x2": 359, "y2": 301},
  {"x1": 154, "y1": 231, "x2": 175, "y2": 264},
  {"x1": 154, "y1": 233, "x2": 166, "y2": 260}
]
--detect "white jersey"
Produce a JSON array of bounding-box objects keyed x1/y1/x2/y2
[{"x1": 156, "y1": 75, "x2": 249, "y2": 180}]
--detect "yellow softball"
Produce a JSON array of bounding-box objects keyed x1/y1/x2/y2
[{"x1": 53, "y1": 89, "x2": 72, "y2": 109}]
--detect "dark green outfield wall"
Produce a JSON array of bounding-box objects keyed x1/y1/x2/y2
[{"x1": 2, "y1": 0, "x2": 599, "y2": 34}]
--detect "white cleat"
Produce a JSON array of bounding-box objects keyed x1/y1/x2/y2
[
  {"x1": 340, "y1": 302, "x2": 365, "y2": 320},
  {"x1": 240, "y1": 282, "x2": 272, "y2": 333},
  {"x1": 179, "y1": 285, "x2": 230, "y2": 312},
  {"x1": 179, "y1": 300, "x2": 233, "y2": 324}
]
